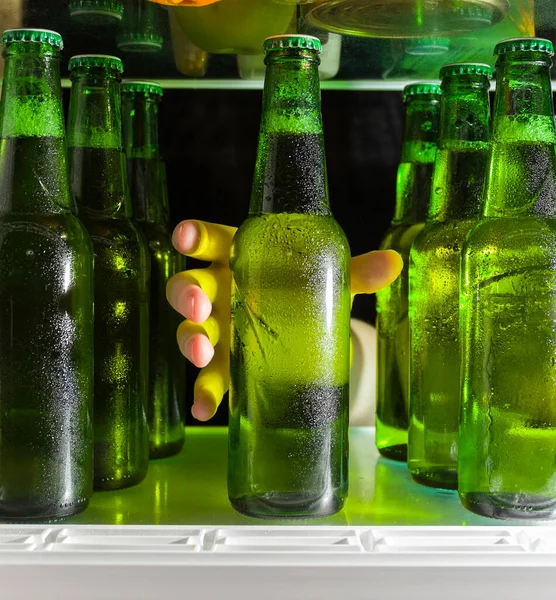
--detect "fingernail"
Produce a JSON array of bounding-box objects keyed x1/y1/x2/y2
[
  {"x1": 192, "y1": 395, "x2": 216, "y2": 421},
  {"x1": 177, "y1": 221, "x2": 199, "y2": 254},
  {"x1": 186, "y1": 293, "x2": 195, "y2": 320}
]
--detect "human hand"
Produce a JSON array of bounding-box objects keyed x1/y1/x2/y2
[{"x1": 166, "y1": 220, "x2": 403, "y2": 421}]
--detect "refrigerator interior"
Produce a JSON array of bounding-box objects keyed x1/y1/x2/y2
[{"x1": 1, "y1": 1, "x2": 556, "y2": 597}]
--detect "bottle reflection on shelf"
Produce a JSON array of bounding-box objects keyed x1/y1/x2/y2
[
  {"x1": 69, "y1": 0, "x2": 125, "y2": 25},
  {"x1": 118, "y1": 0, "x2": 164, "y2": 53}
]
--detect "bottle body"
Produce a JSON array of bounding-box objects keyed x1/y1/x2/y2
[
  {"x1": 0, "y1": 31, "x2": 94, "y2": 521},
  {"x1": 459, "y1": 41, "x2": 556, "y2": 518},
  {"x1": 69, "y1": 146, "x2": 150, "y2": 492},
  {"x1": 375, "y1": 86, "x2": 441, "y2": 461},
  {"x1": 460, "y1": 152, "x2": 556, "y2": 519},
  {"x1": 122, "y1": 84, "x2": 185, "y2": 459},
  {"x1": 229, "y1": 211, "x2": 351, "y2": 518},
  {"x1": 67, "y1": 56, "x2": 150, "y2": 492},
  {"x1": 375, "y1": 220, "x2": 424, "y2": 461},
  {"x1": 0, "y1": 206, "x2": 94, "y2": 520},
  {"x1": 410, "y1": 143, "x2": 489, "y2": 489},
  {"x1": 228, "y1": 36, "x2": 351, "y2": 518},
  {"x1": 139, "y1": 215, "x2": 185, "y2": 459}
]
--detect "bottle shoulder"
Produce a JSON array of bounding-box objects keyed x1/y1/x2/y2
[
  {"x1": 233, "y1": 213, "x2": 350, "y2": 255},
  {"x1": 412, "y1": 218, "x2": 478, "y2": 253},
  {"x1": 381, "y1": 222, "x2": 424, "y2": 256},
  {"x1": 0, "y1": 213, "x2": 93, "y2": 253}
]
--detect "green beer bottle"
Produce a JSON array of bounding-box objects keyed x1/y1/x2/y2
[
  {"x1": 408, "y1": 63, "x2": 492, "y2": 490},
  {"x1": 375, "y1": 83, "x2": 441, "y2": 462},
  {"x1": 121, "y1": 81, "x2": 185, "y2": 459},
  {"x1": 228, "y1": 35, "x2": 351, "y2": 519},
  {"x1": 459, "y1": 38, "x2": 556, "y2": 519},
  {"x1": 68, "y1": 55, "x2": 150, "y2": 491},
  {"x1": 0, "y1": 29, "x2": 94, "y2": 520}
]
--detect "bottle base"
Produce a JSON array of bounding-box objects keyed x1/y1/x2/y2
[
  {"x1": 94, "y1": 469, "x2": 148, "y2": 492},
  {"x1": 150, "y1": 437, "x2": 185, "y2": 460},
  {"x1": 0, "y1": 499, "x2": 90, "y2": 523},
  {"x1": 410, "y1": 467, "x2": 457, "y2": 490},
  {"x1": 230, "y1": 493, "x2": 345, "y2": 520},
  {"x1": 460, "y1": 492, "x2": 556, "y2": 520},
  {"x1": 377, "y1": 444, "x2": 407, "y2": 462}
]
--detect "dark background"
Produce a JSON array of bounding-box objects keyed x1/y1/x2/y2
[{"x1": 21, "y1": 0, "x2": 406, "y2": 425}]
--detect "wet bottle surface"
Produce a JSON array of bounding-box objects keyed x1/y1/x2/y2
[
  {"x1": 228, "y1": 35, "x2": 351, "y2": 519},
  {"x1": 0, "y1": 29, "x2": 94, "y2": 520},
  {"x1": 68, "y1": 55, "x2": 149, "y2": 491},
  {"x1": 409, "y1": 64, "x2": 491, "y2": 490},
  {"x1": 375, "y1": 84, "x2": 441, "y2": 462},
  {"x1": 459, "y1": 39, "x2": 556, "y2": 519},
  {"x1": 122, "y1": 81, "x2": 185, "y2": 459}
]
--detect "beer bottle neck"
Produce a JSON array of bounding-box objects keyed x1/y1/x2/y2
[
  {"x1": 250, "y1": 51, "x2": 330, "y2": 216},
  {"x1": 122, "y1": 93, "x2": 162, "y2": 223},
  {"x1": 484, "y1": 53, "x2": 556, "y2": 218},
  {"x1": 0, "y1": 44, "x2": 75, "y2": 215},
  {"x1": 428, "y1": 77, "x2": 490, "y2": 222},
  {"x1": 68, "y1": 68, "x2": 131, "y2": 218},
  {"x1": 394, "y1": 96, "x2": 440, "y2": 224}
]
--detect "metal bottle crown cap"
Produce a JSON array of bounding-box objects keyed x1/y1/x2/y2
[
  {"x1": 263, "y1": 35, "x2": 322, "y2": 55},
  {"x1": 121, "y1": 80, "x2": 163, "y2": 97},
  {"x1": 1, "y1": 29, "x2": 64, "y2": 49},
  {"x1": 494, "y1": 38, "x2": 554, "y2": 57},
  {"x1": 68, "y1": 54, "x2": 124, "y2": 73}
]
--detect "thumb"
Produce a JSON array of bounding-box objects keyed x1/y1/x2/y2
[{"x1": 350, "y1": 250, "x2": 403, "y2": 296}]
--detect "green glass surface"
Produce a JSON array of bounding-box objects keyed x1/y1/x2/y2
[
  {"x1": 122, "y1": 84, "x2": 186, "y2": 459},
  {"x1": 228, "y1": 37, "x2": 351, "y2": 519},
  {"x1": 68, "y1": 58, "x2": 150, "y2": 492},
  {"x1": 408, "y1": 65, "x2": 491, "y2": 490},
  {"x1": 375, "y1": 87, "x2": 441, "y2": 462},
  {"x1": 62, "y1": 427, "x2": 537, "y2": 526},
  {"x1": 459, "y1": 40, "x2": 556, "y2": 519},
  {"x1": 0, "y1": 32, "x2": 94, "y2": 521}
]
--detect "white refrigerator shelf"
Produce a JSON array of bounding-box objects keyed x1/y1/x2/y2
[
  {"x1": 1, "y1": 525, "x2": 556, "y2": 599},
  {"x1": 1, "y1": 427, "x2": 555, "y2": 598}
]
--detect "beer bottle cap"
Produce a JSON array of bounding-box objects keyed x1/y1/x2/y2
[
  {"x1": 121, "y1": 80, "x2": 163, "y2": 97},
  {"x1": 403, "y1": 83, "x2": 442, "y2": 101},
  {"x1": 263, "y1": 35, "x2": 322, "y2": 55},
  {"x1": 69, "y1": 0, "x2": 124, "y2": 20},
  {"x1": 1, "y1": 28, "x2": 64, "y2": 49},
  {"x1": 117, "y1": 33, "x2": 164, "y2": 52},
  {"x1": 68, "y1": 54, "x2": 124, "y2": 73},
  {"x1": 440, "y1": 63, "x2": 493, "y2": 79},
  {"x1": 495, "y1": 38, "x2": 554, "y2": 57}
]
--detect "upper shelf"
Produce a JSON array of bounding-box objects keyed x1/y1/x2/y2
[{"x1": 2, "y1": 0, "x2": 556, "y2": 90}]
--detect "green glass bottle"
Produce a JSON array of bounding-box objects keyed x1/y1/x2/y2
[
  {"x1": 375, "y1": 83, "x2": 441, "y2": 462},
  {"x1": 121, "y1": 80, "x2": 185, "y2": 459},
  {"x1": 0, "y1": 29, "x2": 94, "y2": 520},
  {"x1": 408, "y1": 63, "x2": 492, "y2": 490},
  {"x1": 68, "y1": 55, "x2": 150, "y2": 491},
  {"x1": 459, "y1": 38, "x2": 556, "y2": 519},
  {"x1": 228, "y1": 35, "x2": 351, "y2": 519}
]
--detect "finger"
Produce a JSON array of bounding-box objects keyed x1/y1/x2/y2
[
  {"x1": 177, "y1": 317, "x2": 221, "y2": 368},
  {"x1": 192, "y1": 344, "x2": 229, "y2": 422},
  {"x1": 350, "y1": 250, "x2": 403, "y2": 296},
  {"x1": 165, "y1": 279, "x2": 212, "y2": 323},
  {"x1": 172, "y1": 220, "x2": 236, "y2": 265}
]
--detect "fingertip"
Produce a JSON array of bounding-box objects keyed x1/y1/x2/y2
[
  {"x1": 192, "y1": 394, "x2": 217, "y2": 421},
  {"x1": 173, "y1": 220, "x2": 200, "y2": 255},
  {"x1": 190, "y1": 334, "x2": 215, "y2": 368},
  {"x1": 381, "y1": 249, "x2": 404, "y2": 281}
]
